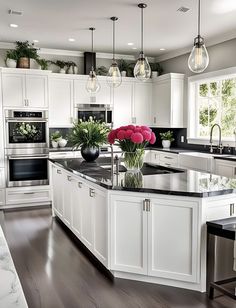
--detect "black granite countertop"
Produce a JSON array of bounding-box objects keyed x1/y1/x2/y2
[{"x1": 49, "y1": 157, "x2": 236, "y2": 198}]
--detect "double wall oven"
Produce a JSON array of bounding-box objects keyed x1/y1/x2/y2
[{"x1": 5, "y1": 110, "x2": 49, "y2": 188}]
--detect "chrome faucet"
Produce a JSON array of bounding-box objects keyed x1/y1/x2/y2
[{"x1": 209, "y1": 124, "x2": 223, "y2": 154}]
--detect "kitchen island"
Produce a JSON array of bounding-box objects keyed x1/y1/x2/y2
[{"x1": 49, "y1": 157, "x2": 236, "y2": 293}]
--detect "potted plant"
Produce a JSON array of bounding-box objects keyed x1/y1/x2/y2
[
  {"x1": 69, "y1": 117, "x2": 110, "y2": 162},
  {"x1": 15, "y1": 41, "x2": 39, "y2": 69},
  {"x1": 108, "y1": 125, "x2": 156, "y2": 171},
  {"x1": 118, "y1": 59, "x2": 130, "y2": 77},
  {"x1": 51, "y1": 60, "x2": 67, "y2": 73},
  {"x1": 5, "y1": 49, "x2": 18, "y2": 68},
  {"x1": 96, "y1": 66, "x2": 108, "y2": 76},
  {"x1": 160, "y1": 131, "x2": 174, "y2": 149},
  {"x1": 36, "y1": 58, "x2": 49, "y2": 70},
  {"x1": 66, "y1": 61, "x2": 78, "y2": 74},
  {"x1": 51, "y1": 130, "x2": 62, "y2": 148},
  {"x1": 150, "y1": 62, "x2": 163, "y2": 78}
]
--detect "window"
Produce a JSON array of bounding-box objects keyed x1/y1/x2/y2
[{"x1": 188, "y1": 68, "x2": 236, "y2": 143}]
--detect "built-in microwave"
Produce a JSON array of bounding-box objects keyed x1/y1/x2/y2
[{"x1": 76, "y1": 104, "x2": 112, "y2": 125}]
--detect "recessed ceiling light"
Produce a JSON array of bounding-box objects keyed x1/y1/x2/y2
[
  {"x1": 132, "y1": 47, "x2": 137, "y2": 50},
  {"x1": 33, "y1": 40, "x2": 39, "y2": 43},
  {"x1": 10, "y1": 23, "x2": 18, "y2": 28},
  {"x1": 160, "y1": 48, "x2": 166, "y2": 51},
  {"x1": 128, "y1": 42, "x2": 134, "y2": 46},
  {"x1": 68, "y1": 38, "x2": 75, "y2": 42}
]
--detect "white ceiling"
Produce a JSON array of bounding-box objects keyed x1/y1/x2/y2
[{"x1": 0, "y1": 0, "x2": 236, "y2": 57}]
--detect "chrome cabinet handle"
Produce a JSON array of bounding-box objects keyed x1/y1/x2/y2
[
  {"x1": 143, "y1": 199, "x2": 150, "y2": 211},
  {"x1": 164, "y1": 156, "x2": 173, "y2": 160},
  {"x1": 230, "y1": 203, "x2": 235, "y2": 216},
  {"x1": 57, "y1": 169, "x2": 62, "y2": 174},
  {"x1": 154, "y1": 116, "x2": 157, "y2": 124},
  {"x1": 89, "y1": 188, "x2": 95, "y2": 197},
  {"x1": 132, "y1": 117, "x2": 136, "y2": 124},
  {"x1": 78, "y1": 182, "x2": 83, "y2": 188},
  {"x1": 23, "y1": 192, "x2": 35, "y2": 195},
  {"x1": 67, "y1": 176, "x2": 72, "y2": 181}
]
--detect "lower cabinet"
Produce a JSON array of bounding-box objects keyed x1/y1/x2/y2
[
  {"x1": 214, "y1": 159, "x2": 236, "y2": 178},
  {"x1": 110, "y1": 193, "x2": 200, "y2": 283},
  {"x1": 51, "y1": 164, "x2": 107, "y2": 266}
]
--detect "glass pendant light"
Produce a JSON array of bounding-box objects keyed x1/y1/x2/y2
[
  {"x1": 188, "y1": 0, "x2": 209, "y2": 73},
  {"x1": 86, "y1": 27, "x2": 101, "y2": 94},
  {"x1": 107, "y1": 17, "x2": 122, "y2": 88},
  {"x1": 134, "y1": 3, "x2": 151, "y2": 81}
]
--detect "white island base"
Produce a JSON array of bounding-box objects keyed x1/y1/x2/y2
[{"x1": 51, "y1": 162, "x2": 236, "y2": 293}]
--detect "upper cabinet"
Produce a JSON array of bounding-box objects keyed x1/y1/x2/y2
[
  {"x1": 133, "y1": 82, "x2": 152, "y2": 126},
  {"x1": 49, "y1": 75, "x2": 74, "y2": 127},
  {"x1": 74, "y1": 78, "x2": 111, "y2": 105},
  {"x1": 152, "y1": 73, "x2": 184, "y2": 128},
  {"x1": 2, "y1": 69, "x2": 49, "y2": 109}
]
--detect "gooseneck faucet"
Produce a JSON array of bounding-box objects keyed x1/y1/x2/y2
[{"x1": 209, "y1": 124, "x2": 223, "y2": 154}]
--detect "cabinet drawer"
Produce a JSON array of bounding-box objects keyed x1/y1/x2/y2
[
  {"x1": 159, "y1": 153, "x2": 178, "y2": 166},
  {"x1": 206, "y1": 202, "x2": 236, "y2": 221},
  {"x1": 6, "y1": 188, "x2": 51, "y2": 205}
]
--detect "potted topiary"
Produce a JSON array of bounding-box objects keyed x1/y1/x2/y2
[
  {"x1": 160, "y1": 131, "x2": 175, "y2": 148},
  {"x1": 66, "y1": 61, "x2": 78, "y2": 74},
  {"x1": 15, "y1": 41, "x2": 39, "y2": 69},
  {"x1": 36, "y1": 58, "x2": 49, "y2": 70},
  {"x1": 150, "y1": 62, "x2": 163, "y2": 78},
  {"x1": 69, "y1": 117, "x2": 110, "y2": 162},
  {"x1": 51, "y1": 130, "x2": 62, "y2": 148},
  {"x1": 96, "y1": 66, "x2": 108, "y2": 76},
  {"x1": 51, "y1": 60, "x2": 67, "y2": 73},
  {"x1": 5, "y1": 49, "x2": 18, "y2": 68}
]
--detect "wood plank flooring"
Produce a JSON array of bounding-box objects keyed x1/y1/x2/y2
[{"x1": 1, "y1": 207, "x2": 236, "y2": 308}]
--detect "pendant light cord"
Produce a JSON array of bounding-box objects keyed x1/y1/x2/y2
[
  {"x1": 90, "y1": 28, "x2": 94, "y2": 71},
  {"x1": 141, "y1": 6, "x2": 144, "y2": 53},
  {"x1": 198, "y1": 0, "x2": 201, "y2": 37},
  {"x1": 113, "y1": 19, "x2": 115, "y2": 61}
]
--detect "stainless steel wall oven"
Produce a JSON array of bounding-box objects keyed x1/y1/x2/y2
[{"x1": 77, "y1": 104, "x2": 112, "y2": 124}]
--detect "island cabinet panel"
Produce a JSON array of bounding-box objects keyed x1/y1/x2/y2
[
  {"x1": 62, "y1": 173, "x2": 74, "y2": 228},
  {"x1": 51, "y1": 165, "x2": 64, "y2": 218},
  {"x1": 214, "y1": 159, "x2": 236, "y2": 178},
  {"x1": 49, "y1": 77, "x2": 73, "y2": 127},
  {"x1": 110, "y1": 195, "x2": 148, "y2": 275},
  {"x1": 148, "y1": 199, "x2": 200, "y2": 283}
]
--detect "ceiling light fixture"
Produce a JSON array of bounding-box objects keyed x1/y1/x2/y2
[
  {"x1": 134, "y1": 3, "x2": 151, "y2": 82},
  {"x1": 107, "y1": 17, "x2": 122, "y2": 88},
  {"x1": 188, "y1": 0, "x2": 209, "y2": 73},
  {"x1": 132, "y1": 47, "x2": 137, "y2": 50},
  {"x1": 33, "y1": 40, "x2": 39, "y2": 43},
  {"x1": 68, "y1": 38, "x2": 75, "y2": 42},
  {"x1": 128, "y1": 42, "x2": 134, "y2": 46},
  {"x1": 86, "y1": 27, "x2": 100, "y2": 94},
  {"x1": 160, "y1": 48, "x2": 166, "y2": 51},
  {"x1": 10, "y1": 24, "x2": 18, "y2": 28}
]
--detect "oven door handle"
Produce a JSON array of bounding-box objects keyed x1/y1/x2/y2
[
  {"x1": 7, "y1": 155, "x2": 49, "y2": 160},
  {"x1": 5, "y1": 119, "x2": 48, "y2": 123}
]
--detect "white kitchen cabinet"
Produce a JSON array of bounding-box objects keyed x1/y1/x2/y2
[
  {"x1": 110, "y1": 194, "x2": 148, "y2": 275},
  {"x1": 62, "y1": 173, "x2": 73, "y2": 228},
  {"x1": 49, "y1": 77, "x2": 73, "y2": 127},
  {"x1": 149, "y1": 150, "x2": 160, "y2": 165},
  {"x1": 71, "y1": 180, "x2": 82, "y2": 238},
  {"x1": 133, "y1": 82, "x2": 152, "y2": 125},
  {"x1": 214, "y1": 159, "x2": 236, "y2": 178},
  {"x1": 152, "y1": 73, "x2": 184, "y2": 127},
  {"x1": 159, "y1": 152, "x2": 179, "y2": 167},
  {"x1": 2, "y1": 70, "x2": 49, "y2": 108},
  {"x1": 74, "y1": 79, "x2": 111, "y2": 105},
  {"x1": 206, "y1": 197, "x2": 236, "y2": 221},
  {"x1": 148, "y1": 198, "x2": 199, "y2": 283},
  {"x1": 113, "y1": 82, "x2": 133, "y2": 128},
  {"x1": 51, "y1": 165, "x2": 64, "y2": 218}
]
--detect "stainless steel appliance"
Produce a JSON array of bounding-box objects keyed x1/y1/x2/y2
[
  {"x1": 5, "y1": 148, "x2": 49, "y2": 187},
  {"x1": 4, "y1": 110, "x2": 49, "y2": 187},
  {"x1": 5, "y1": 110, "x2": 48, "y2": 149},
  {"x1": 76, "y1": 104, "x2": 112, "y2": 124}
]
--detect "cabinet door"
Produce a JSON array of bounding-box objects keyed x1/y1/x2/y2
[
  {"x1": 25, "y1": 75, "x2": 48, "y2": 108},
  {"x1": 152, "y1": 80, "x2": 171, "y2": 127},
  {"x1": 110, "y1": 194, "x2": 148, "y2": 275},
  {"x1": 214, "y1": 160, "x2": 236, "y2": 178},
  {"x1": 74, "y1": 79, "x2": 90, "y2": 104},
  {"x1": 49, "y1": 78, "x2": 73, "y2": 127},
  {"x1": 62, "y1": 173, "x2": 73, "y2": 227},
  {"x1": 113, "y1": 83, "x2": 133, "y2": 128},
  {"x1": 80, "y1": 182, "x2": 93, "y2": 250},
  {"x1": 148, "y1": 199, "x2": 199, "y2": 283},
  {"x1": 133, "y1": 82, "x2": 152, "y2": 125},
  {"x1": 93, "y1": 187, "x2": 107, "y2": 265},
  {"x1": 2, "y1": 73, "x2": 25, "y2": 107},
  {"x1": 52, "y1": 166, "x2": 64, "y2": 218},
  {"x1": 71, "y1": 180, "x2": 83, "y2": 238},
  {"x1": 95, "y1": 81, "x2": 111, "y2": 105}
]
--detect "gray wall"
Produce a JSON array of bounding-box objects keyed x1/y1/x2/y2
[{"x1": 159, "y1": 38, "x2": 236, "y2": 126}]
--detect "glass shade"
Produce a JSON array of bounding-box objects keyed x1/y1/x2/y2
[
  {"x1": 188, "y1": 37, "x2": 209, "y2": 73},
  {"x1": 134, "y1": 53, "x2": 151, "y2": 81},
  {"x1": 86, "y1": 70, "x2": 101, "y2": 94},
  {"x1": 107, "y1": 61, "x2": 122, "y2": 88}
]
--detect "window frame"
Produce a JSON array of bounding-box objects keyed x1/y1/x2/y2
[{"x1": 188, "y1": 66, "x2": 236, "y2": 146}]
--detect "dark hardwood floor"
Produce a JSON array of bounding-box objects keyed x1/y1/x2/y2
[{"x1": 1, "y1": 207, "x2": 236, "y2": 308}]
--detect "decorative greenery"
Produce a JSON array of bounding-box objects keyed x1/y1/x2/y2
[
  {"x1": 160, "y1": 130, "x2": 175, "y2": 142},
  {"x1": 5, "y1": 49, "x2": 18, "y2": 61},
  {"x1": 51, "y1": 130, "x2": 62, "y2": 142},
  {"x1": 96, "y1": 66, "x2": 108, "y2": 76},
  {"x1": 150, "y1": 62, "x2": 163, "y2": 75},
  {"x1": 15, "y1": 41, "x2": 39, "y2": 59},
  {"x1": 16, "y1": 123, "x2": 38, "y2": 139},
  {"x1": 69, "y1": 117, "x2": 110, "y2": 149},
  {"x1": 36, "y1": 58, "x2": 49, "y2": 70},
  {"x1": 51, "y1": 60, "x2": 67, "y2": 69},
  {"x1": 117, "y1": 59, "x2": 134, "y2": 76}
]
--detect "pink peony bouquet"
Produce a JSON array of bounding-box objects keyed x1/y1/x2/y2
[{"x1": 108, "y1": 125, "x2": 156, "y2": 151}]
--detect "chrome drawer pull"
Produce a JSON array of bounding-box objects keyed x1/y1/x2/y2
[{"x1": 57, "y1": 169, "x2": 62, "y2": 174}]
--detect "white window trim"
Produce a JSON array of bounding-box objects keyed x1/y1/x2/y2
[{"x1": 187, "y1": 66, "x2": 236, "y2": 146}]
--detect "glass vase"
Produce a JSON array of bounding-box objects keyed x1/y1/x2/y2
[{"x1": 123, "y1": 150, "x2": 144, "y2": 171}]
